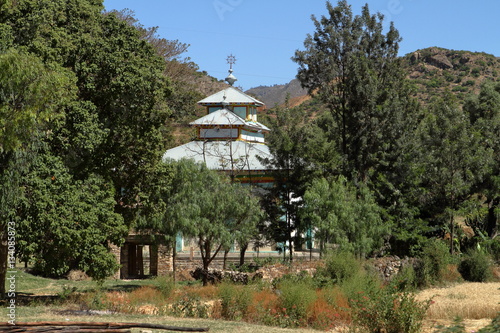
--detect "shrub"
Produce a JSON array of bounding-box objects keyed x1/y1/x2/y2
[
  {"x1": 315, "y1": 250, "x2": 361, "y2": 285},
  {"x1": 218, "y1": 282, "x2": 252, "y2": 320},
  {"x1": 414, "y1": 239, "x2": 454, "y2": 287},
  {"x1": 170, "y1": 294, "x2": 209, "y2": 318},
  {"x1": 246, "y1": 288, "x2": 279, "y2": 324},
  {"x1": 154, "y1": 275, "x2": 175, "y2": 299},
  {"x1": 276, "y1": 279, "x2": 317, "y2": 327},
  {"x1": 308, "y1": 288, "x2": 350, "y2": 330},
  {"x1": 391, "y1": 263, "x2": 418, "y2": 291},
  {"x1": 481, "y1": 239, "x2": 500, "y2": 263},
  {"x1": 458, "y1": 249, "x2": 492, "y2": 282},
  {"x1": 349, "y1": 286, "x2": 431, "y2": 333}
]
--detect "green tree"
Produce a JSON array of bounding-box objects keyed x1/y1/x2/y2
[
  {"x1": 416, "y1": 96, "x2": 490, "y2": 254},
  {"x1": 2, "y1": 0, "x2": 172, "y2": 225},
  {"x1": 464, "y1": 82, "x2": 500, "y2": 238},
  {"x1": 292, "y1": 1, "x2": 424, "y2": 256},
  {"x1": 293, "y1": 0, "x2": 418, "y2": 184},
  {"x1": 260, "y1": 102, "x2": 314, "y2": 260},
  {"x1": 139, "y1": 159, "x2": 262, "y2": 285},
  {"x1": 301, "y1": 176, "x2": 387, "y2": 257},
  {"x1": 0, "y1": 48, "x2": 76, "y2": 296},
  {"x1": 0, "y1": 0, "x2": 179, "y2": 289},
  {"x1": 17, "y1": 152, "x2": 127, "y2": 280}
]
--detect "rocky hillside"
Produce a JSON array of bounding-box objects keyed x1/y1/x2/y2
[
  {"x1": 403, "y1": 47, "x2": 500, "y2": 104},
  {"x1": 245, "y1": 47, "x2": 500, "y2": 109},
  {"x1": 245, "y1": 79, "x2": 307, "y2": 108}
]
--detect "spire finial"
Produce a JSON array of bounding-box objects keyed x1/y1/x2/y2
[{"x1": 225, "y1": 54, "x2": 237, "y2": 86}]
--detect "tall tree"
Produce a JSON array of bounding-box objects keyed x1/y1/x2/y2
[
  {"x1": 261, "y1": 102, "x2": 314, "y2": 261},
  {"x1": 292, "y1": 1, "x2": 424, "y2": 256},
  {"x1": 0, "y1": 0, "x2": 175, "y2": 286},
  {"x1": 416, "y1": 96, "x2": 490, "y2": 254},
  {"x1": 2, "y1": 0, "x2": 172, "y2": 225},
  {"x1": 292, "y1": 0, "x2": 419, "y2": 184},
  {"x1": 0, "y1": 48, "x2": 76, "y2": 296},
  {"x1": 464, "y1": 82, "x2": 500, "y2": 238}
]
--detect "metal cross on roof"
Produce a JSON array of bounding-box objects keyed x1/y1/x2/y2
[{"x1": 227, "y1": 54, "x2": 236, "y2": 70}]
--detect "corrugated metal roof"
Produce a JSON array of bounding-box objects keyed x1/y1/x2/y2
[
  {"x1": 162, "y1": 140, "x2": 272, "y2": 171},
  {"x1": 190, "y1": 109, "x2": 246, "y2": 126},
  {"x1": 198, "y1": 86, "x2": 265, "y2": 106},
  {"x1": 189, "y1": 108, "x2": 270, "y2": 132}
]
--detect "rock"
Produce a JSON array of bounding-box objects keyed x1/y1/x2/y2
[
  {"x1": 67, "y1": 269, "x2": 90, "y2": 281},
  {"x1": 428, "y1": 54, "x2": 453, "y2": 69},
  {"x1": 190, "y1": 267, "x2": 260, "y2": 284}
]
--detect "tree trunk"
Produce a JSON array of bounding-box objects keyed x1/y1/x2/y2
[
  {"x1": 223, "y1": 248, "x2": 229, "y2": 270},
  {"x1": 172, "y1": 246, "x2": 177, "y2": 283},
  {"x1": 450, "y1": 213, "x2": 455, "y2": 255},
  {"x1": 239, "y1": 243, "x2": 248, "y2": 267}
]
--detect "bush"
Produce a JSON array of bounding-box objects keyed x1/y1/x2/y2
[
  {"x1": 154, "y1": 275, "x2": 175, "y2": 299},
  {"x1": 458, "y1": 249, "x2": 492, "y2": 282},
  {"x1": 218, "y1": 282, "x2": 252, "y2": 320},
  {"x1": 391, "y1": 263, "x2": 418, "y2": 291},
  {"x1": 170, "y1": 294, "x2": 209, "y2": 318},
  {"x1": 276, "y1": 279, "x2": 317, "y2": 327},
  {"x1": 315, "y1": 250, "x2": 362, "y2": 285},
  {"x1": 349, "y1": 286, "x2": 431, "y2": 333},
  {"x1": 415, "y1": 239, "x2": 454, "y2": 287},
  {"x1": 481, "y1": 239, "x2": 500, "y2": 263}
]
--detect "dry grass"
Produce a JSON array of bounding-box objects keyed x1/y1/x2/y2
[{"x1": 417, "y1": 282, "x2": 500, "y2": 320}]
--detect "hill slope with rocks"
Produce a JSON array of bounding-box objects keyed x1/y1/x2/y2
[{"x1": 245, "y1": 47, "x2": 500, "y2": 109}]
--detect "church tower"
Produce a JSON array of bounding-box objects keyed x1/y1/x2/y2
[{"x1": 163, "y1": 56, "x2": 273, "y2": 185}]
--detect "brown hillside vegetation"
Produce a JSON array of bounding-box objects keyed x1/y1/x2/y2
[{"x1": 246, "y1": 47, "x2": 500, "y2": 110}]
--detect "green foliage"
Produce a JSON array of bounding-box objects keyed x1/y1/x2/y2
[
  {"x1": 276, "y1": 279, "x2": 317, "y2": 327},
  {"x1": 154, "y1": 275, "x2": 176, "y2": 299},
  {"x1": 218, "y1": 282, "x2": 252, "y2": 320},
  {"x1": 414, "y1": 239, "x2": 455, "y2": 287},
  {"x1": 18, "y1": 152, "x2": 127, "y2": 280},
  {"x1": 0, "y1": 48, "x2": 76, "y2": 153},
  {"x1": 170, "y1": 294, "x2": 209, "y2": 318},
  {"x1": 293, "y1": 0, "x2": 418, "y2": 185},
  {"x1": 415, "y1": 96, "x2": 490, "y2": 253},
  {"x1": 349, "y1": 287, "x2": 431, "y2": 333},
  {"x1": 302, "y1": 177, "x2": 388, "y2": 257},
  {"x1": 457, "y1": 249, "x2": 492, "y2": 282},
  {"x1": 316, "y1": 250, "x2": 362, "y2": 285},
  {"x1": 464, "y1": 82, "x2": 500, "y2": 239}
]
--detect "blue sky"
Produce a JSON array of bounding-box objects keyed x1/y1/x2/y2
[{"x1": 102, "y1": 0, "x2": 500, "y2": 90}]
